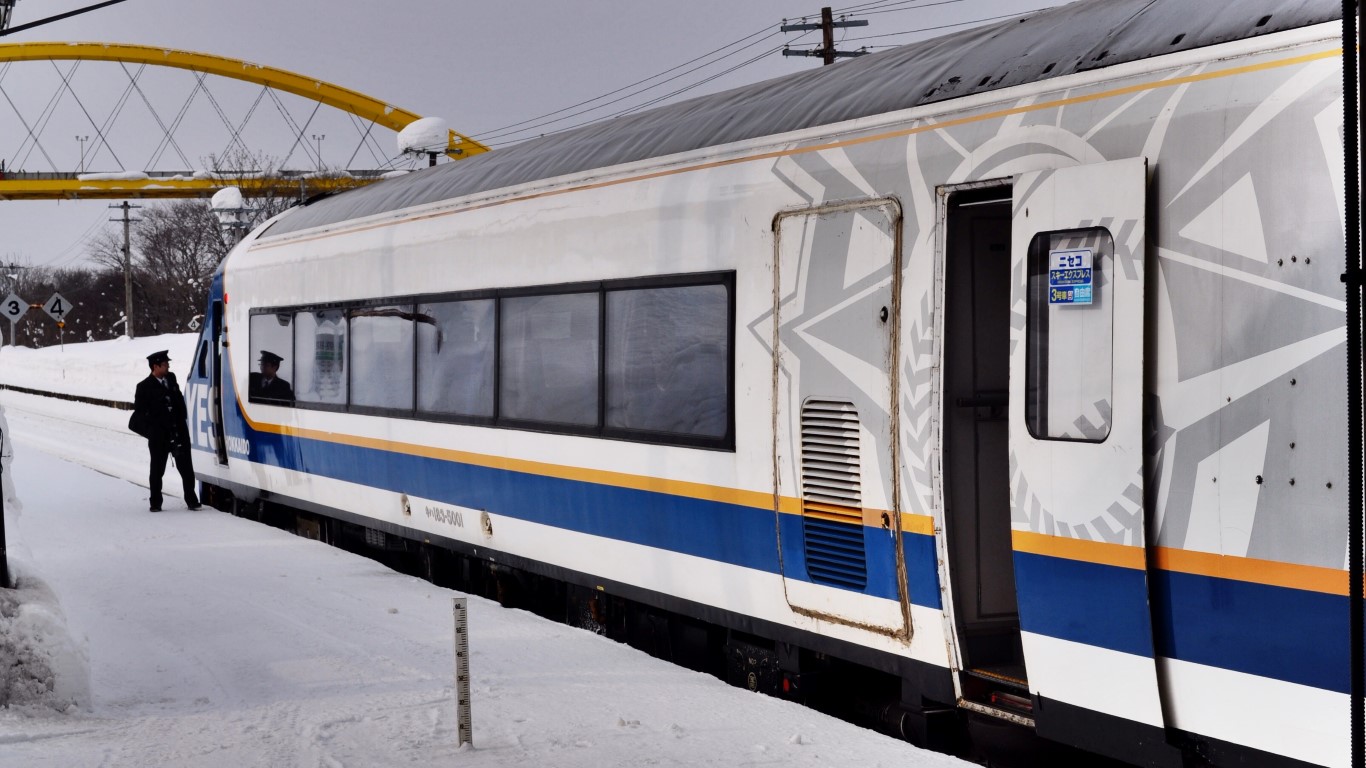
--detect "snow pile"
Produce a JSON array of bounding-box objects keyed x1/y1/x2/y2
[
  {"x1": 0, "y1": 567, "x2": 88, "y2": 713},
  {"x1": 398, "y1": 116, "x2": 448, "y2": 154},
  {"x1": 0, "y1": 401, "x2": 89, "y2": 714},
  {"x1": 0, "y1": 333, "x2": 197, "y2": 402},
  {"x1": 1, "y1": 399, "x2": 16, "y2": 515},
  {"x1": 76, "y1": 172, "x2": 151, "y2": 182}
]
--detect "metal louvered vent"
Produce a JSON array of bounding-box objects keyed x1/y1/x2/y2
[{"x1": 800, "y1": 399, "x2": 867, "y2": 590}]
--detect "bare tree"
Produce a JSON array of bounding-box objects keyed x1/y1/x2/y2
[{"x1": 130, "y1": 200, "x2": 227, "y2": 335}]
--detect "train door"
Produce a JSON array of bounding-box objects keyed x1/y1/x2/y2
[
  {"x1": 210, "y1": 298, "x2": 228, "y2": 465},
  {"x1": 772, "y1": 199, "x2": 910, "y2": 638},
  {"x1": 1007, "y1": 158, "x2": 1171, "y2": 758},
  {"x1": 939, "y1": 181, "x2": 1024, "y2": 712}
]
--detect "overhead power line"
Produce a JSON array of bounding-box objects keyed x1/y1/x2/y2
[
  {"x1": 831, "y1": 0, "x2": 968, "y2": 17},
  {"x1": 839, "y1": 8, "x2": 1051, "y2": 45},
  {"x1": 471, "y1": 24, "x2": 797, "y2": 144},
  {"x1": 0, "y1": 0, "x2": 130, "y2": 38},
  {"x1": 480, "y1": 36, "x2": 809, "y2": 148},
  {"x1": 473, "y1": 23, "x2": 785, "y2": 140},
  {"x1": 476, "y1": 2, "x2": 1056, "y2": 148}
]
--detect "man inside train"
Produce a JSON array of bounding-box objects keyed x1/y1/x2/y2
[{"x1": 249, "y1": 350, "x2": 295, "y2": 404}]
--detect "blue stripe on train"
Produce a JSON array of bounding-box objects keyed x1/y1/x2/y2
[
  {"x1": 1013, "y1": 551, "x2": 1158, "y2": 658},
  {"x1": 1152, "y1": 569, "x2": 1349, "y2": 694},
  {"x1": 1014, "y1": 551, "x2": 1348, "y2": 693},
  {"x1": 238, "y1": 422, "x2": 945, "y2": 608}
]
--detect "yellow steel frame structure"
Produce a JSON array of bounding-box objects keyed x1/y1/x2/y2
[{"x1": 0, "y1": 41, "x2": 490, "y2": 200}]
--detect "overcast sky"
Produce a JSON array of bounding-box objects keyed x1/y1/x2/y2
[{"x1": 0, "y1": 0, "x2": 1065, "y2": 270}]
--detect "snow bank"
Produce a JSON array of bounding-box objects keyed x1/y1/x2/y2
[
  {"x1": 0, "y1": 564, "x2": 89, "y2": 713},
  {"x1": 0, "y1": 333, "x2": 198, "y2": 402},
  {"x1": 0, "y1": 402, "x2": 88, "y2": 714},
  {"x1": 1, "y1": 401, "x2": 16, "y2": 515}
]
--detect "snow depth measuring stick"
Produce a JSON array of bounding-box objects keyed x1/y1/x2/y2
[{"x1": 453, "y1": 597, "x2": 472, "y2": 746}]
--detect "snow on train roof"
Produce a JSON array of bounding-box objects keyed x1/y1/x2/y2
[{"x1": 266, "y1": 0, "x2": 1340, "y2": 238}]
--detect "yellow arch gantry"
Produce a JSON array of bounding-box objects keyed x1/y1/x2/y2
[{"x1": 0, "y1": 41, "x2": 490, "y2": 200}]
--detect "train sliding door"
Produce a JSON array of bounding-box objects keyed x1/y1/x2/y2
[
  {"x1": 1008, "y1": 158, "x2": 1174, "y2": 763},
  {"x1": 940, "y1": 181, "x2": 1024, "y2": 713},
  {"x1": 772, "y1": 199, "x2": 910, "y2": 639},
  {"x1": 210, "y1": 298, "x2": 228, "y2": 465}
]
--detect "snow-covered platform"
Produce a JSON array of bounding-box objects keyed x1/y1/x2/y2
[{"x1": 0, "y1": 337, "x2": 965, "y2": 767}]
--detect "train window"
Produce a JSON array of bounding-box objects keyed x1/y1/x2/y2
[
  {"x1": 605, "y1": 283, "x2": 729, "y2": 440},
  {"x1": 349, "y1": 304, "x2": 416, "y2": 411},
  {"x1": 500, "y1": 292, "x2": 600, "y2": 427},
  {"x1": 293, "y1": 309, "x2": 348, "y2": 407},
  {"x1": 250, "y1": 271, "x2": 733, "y2": 448},
  {"x1": 1025, "y1": 227, "x2": 1114, "y2": 442},
  {"x1": 248, "y1": 312, "x2": 295, "y2": 405},
  {"x1": 416, "y1": 299, "x2": 496, "y2": 418}
]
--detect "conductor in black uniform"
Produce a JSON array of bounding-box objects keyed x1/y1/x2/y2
[
  {"x1": 132, "y1": 350, "x2": 201, "y2": 511},
  {"x1": 248, "y1": 350, "x2": 295, "y2": 403}
]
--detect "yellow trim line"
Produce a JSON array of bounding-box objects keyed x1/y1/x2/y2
[
  {"x1": 250, "y1": 46, "x2": 1342, "y2": 250},
  {"x1": 1014, "y1": 531, "x2": 1349, "y2": 597},
  {"x1": 238, "y1": 397, "x2": 934, "y2": 533},
  {"x1": 0, "y1": 42, "x2": 490, "y2": 158}
]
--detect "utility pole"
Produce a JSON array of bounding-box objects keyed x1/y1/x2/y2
[
  {"x1": 781, "y1": 7, "x2": 869, "y2": 65},
  {"x1": 109, "y1": 201, "x2": 140, "y2": 338}
]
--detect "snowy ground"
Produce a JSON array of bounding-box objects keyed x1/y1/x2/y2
[{"x1": 0, "y1": 336, "x2": 968, "y2": 767}]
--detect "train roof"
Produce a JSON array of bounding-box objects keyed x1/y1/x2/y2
[{"x1": 267, "y1": 0, "x2": 1341, "y2": 238}]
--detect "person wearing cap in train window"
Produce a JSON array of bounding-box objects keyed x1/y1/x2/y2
[
  {"x1": 131, "y1": 349, "x2": 201, "y2": 512},
  {"x1": 248, "y1": 350, "x2": 295, "y2": 404}
]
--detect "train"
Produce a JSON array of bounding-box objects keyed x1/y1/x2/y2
[{"x1": 179, "y1": 0, "x2": 1354, "y2": 765}]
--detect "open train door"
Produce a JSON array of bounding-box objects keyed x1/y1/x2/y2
[
  {"x1": 210, "y1": 296, "x2": 228, "y2": 465},
  {"x1": 1009, "y1": 158, "x2": 1175, "y2": 765}
]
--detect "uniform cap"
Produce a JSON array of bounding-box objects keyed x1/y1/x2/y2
[
  {"x1": 258, "y1": 350, "x2": 284, "y2": 365},
  {"x1": 146, "y1": 350, "x2": 170, "y2": 364}
]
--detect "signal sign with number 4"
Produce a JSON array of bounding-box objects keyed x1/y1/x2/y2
[{"x1": 43, "y1": 292, "x2": 71, "y2": 325}]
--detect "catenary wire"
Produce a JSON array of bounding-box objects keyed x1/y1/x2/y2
[
  {"x1": 470, "y1": 22, "x2": 789, "y2": 139},
  {"x1": 482, "y1": 36, "x2": 809, "y2": 148},
  {"x1": 473, "y1": 27, "x2": 793, "y2": 143}
]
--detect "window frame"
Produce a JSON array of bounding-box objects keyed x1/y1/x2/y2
[
  {"x1": 246, "y1": 271, "x2": 735, "y2": 451},
  {"x1": 414, "y1": 294, "x2": 500, "y2": 426},
  {"x1": 1023, "y1": 226, "x2": 1114, "y2": 444}
]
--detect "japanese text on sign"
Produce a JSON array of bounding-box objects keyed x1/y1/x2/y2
[{"x1": 1048, "y1": 248, "x2": 1093, "y2": 305}]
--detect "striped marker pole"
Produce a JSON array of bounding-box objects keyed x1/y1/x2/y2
[{"x1": 453, "y1": 597, "x2": 473, "y2": 747}]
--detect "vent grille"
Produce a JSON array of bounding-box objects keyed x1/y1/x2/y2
[{"x1": 799, "y1": 399, "x2": 867, "y2": 590}]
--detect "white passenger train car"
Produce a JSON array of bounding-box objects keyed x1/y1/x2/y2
[{"x1": 181, "y1": 1, "x2": 1353, "y2": 764}]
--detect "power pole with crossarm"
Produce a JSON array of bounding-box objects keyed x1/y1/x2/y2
[
  {"x1": 781, "y1": 6, "x2": 869, "y2": 65},
  {"x1": 109, "y1": 201, "x2": 140, "y2": 339}
]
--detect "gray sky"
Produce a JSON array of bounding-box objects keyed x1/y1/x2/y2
[{"x1": 0, "y1": 0, "x2": 1064, "y2": 269}]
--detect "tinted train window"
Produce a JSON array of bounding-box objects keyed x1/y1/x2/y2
[
  {"x1": 500, "y1": 292, "x2": 600, "y2": 426},
  {"x1": 248, "y1": 313, "x2": 294, "y2": 404},
  {"x1": 1025, "y1": 227, "x2": 1113, "y2": 441},
  {"x1": 416, "y1": 299, "x2": 495, "y2": 418},
  {"x1": 350, "y1": 304, "x2": 415, "y2": 411},
  {"x1": 293, "y1": 309, "x2": 348, "y2": 406},
  {"x1": 606, "y1": 283, "x2": 729, "y2": 439},
  {"x1": 249, "y1": 271, "x2": 733, "y2": 449}
]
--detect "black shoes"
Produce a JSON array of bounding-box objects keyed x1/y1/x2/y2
[
  {"x1": 187, "y1": 504, "x2": 203, "y2": 511},
  {"x1": 149, "y1": 506, "x2": 161, "y2": 512}
]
